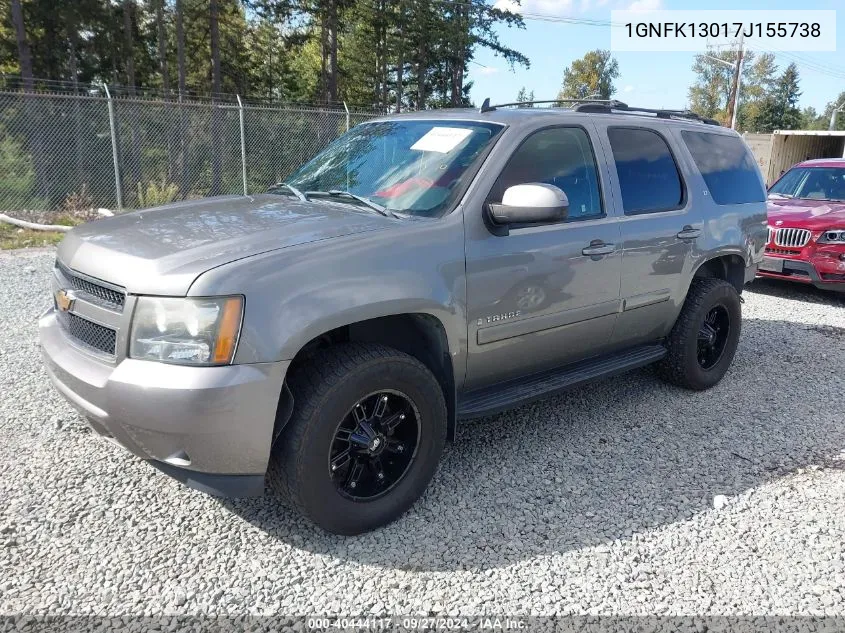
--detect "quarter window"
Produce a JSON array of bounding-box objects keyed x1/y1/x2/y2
[
  {"x1": 607, "y1": 127, "x2": 684, "y2": 215},
  {"x1": 681, "y1": 131, "x2": 765, "y2": 205},
  {"x1": 489, "y1": 127, "x2": 603, "y2": 222}
]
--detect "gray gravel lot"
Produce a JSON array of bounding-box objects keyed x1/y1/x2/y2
[{"x1": 1, "y1": 248, "x2": 845, "y2": 618}]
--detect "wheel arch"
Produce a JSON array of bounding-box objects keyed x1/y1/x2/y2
[
  {"x1": 692, "y1": 253, "x2": 746, "y2": 294},
  {"x1": 276, "y1": 313, "x2": 458, "y2": 442}
]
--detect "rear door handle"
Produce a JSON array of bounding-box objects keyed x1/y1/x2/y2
[
  {"x1": 582, "y1": 241, "x2": 616, "y2": 257},
  {"x1": 677, "y1": 226, "x2": 702, "y2": 240}
]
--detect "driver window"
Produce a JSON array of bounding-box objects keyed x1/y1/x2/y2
[{"x1": 489, "y1": 126, "x2": 604, "y2": 222}]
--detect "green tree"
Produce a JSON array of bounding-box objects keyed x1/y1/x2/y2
[
  {"x1": 800, "y1": 106, "x2": 826, "y2": 130},
  {"x1": 516, "y1": 86, "x2": 534, "y2": 105},
  {"x1": 821, "y1": 90, "x2": 845, "y2": 131},
  {"x1": 688, "y1": 48, "x2": 774, "y2": 126},
  {"x1": 736, "y1": 52, "x2": 776, "y2": 130},
  {"x1": 0, "y1": 0, "x2": 531, "y2": 111},
  {"x1": 558, "y1": 49, "x2": 619, "y2": 100},
  {"x1": 751, "y1": 63, "x2": 802, "y2": 132}
]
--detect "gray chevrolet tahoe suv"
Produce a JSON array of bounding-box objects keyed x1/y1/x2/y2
[{"x1": 39, "y1": 101, "x2": 767, "y2": 534}]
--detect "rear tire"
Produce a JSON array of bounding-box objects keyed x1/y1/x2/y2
[
  {"x1": 276, "y1": 343, "x2": 447, "y2": 535},
  {"x1": 657, "y1": 278, "x2": 742, "y2": 391}
]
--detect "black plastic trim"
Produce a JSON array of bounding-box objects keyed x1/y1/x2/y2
[
  {"x1": 457, "y1": 344, "x2": 666, "y2": 419},
  {"x1": 150, "y1": 461, "x2": 265, "y2": 498}
]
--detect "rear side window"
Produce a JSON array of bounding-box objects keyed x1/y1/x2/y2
[
  {"x1": 607, "y1": 127, "x2": 684, "y2": 215},
  {"x1": 681, "y1": 131, "x2": 765, "y2": 205}
]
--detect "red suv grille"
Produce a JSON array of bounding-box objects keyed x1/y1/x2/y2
[{"x1": 772, "y1": 227, "x2": 812, "y2": 248}]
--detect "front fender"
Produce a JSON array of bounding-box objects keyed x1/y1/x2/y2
[{"x1": 188, "y1": 216, "x2": 468, "y2": 381}]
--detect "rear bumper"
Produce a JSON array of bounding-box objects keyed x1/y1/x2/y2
[
  {"x1": 757, "y1": 257, "x2": 845, "y2": 292},
  {"x1": 39, "y1": 308, "x2": 289, "y2": 497}
]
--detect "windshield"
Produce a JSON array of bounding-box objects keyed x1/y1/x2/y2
[
  {"x1": 277, "y1": 120, "x2": 504, "y2": 217},
  {"x1": 769, "y1": 166, "x2": 845, "y2": 202}
]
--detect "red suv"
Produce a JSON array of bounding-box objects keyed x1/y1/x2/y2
[{"x1": 759, "y1": 158, "x2": 845, "y2": 291}]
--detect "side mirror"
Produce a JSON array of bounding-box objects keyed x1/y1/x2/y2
[{"x1": 488, "y1": 183, "x2": 569, "y2": 227}]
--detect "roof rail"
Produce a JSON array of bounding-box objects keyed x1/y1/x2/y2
[
  {"x1": 478, "y1": 97, "x2": 720, "y2": 125},
  {"x1": 479, "y1": 97, "x2": 622, "y2": 113},
  {"x1": 572, "y1": 102, "x2": 721, "y2": 126}
]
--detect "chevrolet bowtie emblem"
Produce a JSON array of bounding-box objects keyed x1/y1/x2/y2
[{"x1": 55, "y1": 288, "x2": 77, "y2": 312}]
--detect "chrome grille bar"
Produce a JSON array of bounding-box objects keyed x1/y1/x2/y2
[
  {"x1": 771, "y1": 227, "x2": 811, "y2": 248},
  {"x1": 55, "y1": 260, "x2": 126, "y2": 312},
  {"x1": 52, "y1": 261, "x2": 126, "y2": 360}
]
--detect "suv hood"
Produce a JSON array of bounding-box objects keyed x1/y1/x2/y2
[
  {"x1": 767, "y1": 197, "x2": 845, "y2": 231},
  {"x1": 57, "y1": 194, "x2": 396, "y2": 295}
]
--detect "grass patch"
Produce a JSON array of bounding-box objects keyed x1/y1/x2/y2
[
  {"x1": 0, "y1": 223, "x2": 67, "y2": 250},
  {"x1": 0, "y1": 214, "x2": 86, "y2": 250}
]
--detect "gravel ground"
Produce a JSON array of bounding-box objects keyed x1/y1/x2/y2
[{"x1": 2, "y1": 249, "x2": 845, "y2": 619}]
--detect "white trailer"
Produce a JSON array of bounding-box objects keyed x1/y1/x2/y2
[{"x1": 743, "y1": 130, "x2": 845, "y2": 186}]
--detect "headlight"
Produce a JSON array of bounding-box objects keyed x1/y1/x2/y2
[
  {"x1": 129, "y1": 296, "x2": 243, "y2": 365},
  {"x1": 818, "y1": 229, "x2": 845, "y2": 244}
]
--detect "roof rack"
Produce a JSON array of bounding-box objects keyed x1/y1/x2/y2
[
  {"x1": 479, "y1": 97, "x2": 619, "y2": 113},
  {"x1": 478, "y1": 96, "x2": 720, "y2": 126},
  {"x1": 572, "y1": 102, "x2": 720, "y2": 126}
]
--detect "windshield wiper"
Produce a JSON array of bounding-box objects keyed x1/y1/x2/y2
[
  {"x1": 306, "y1": 190, "x2": 394, "y2": 218},
  {"x1": 269, "y1": 182, "x2": 308, "y2": 202}
]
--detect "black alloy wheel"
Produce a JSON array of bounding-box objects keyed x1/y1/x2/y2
[
  {"x1": 329, "y1": 390, "x2": 420, "y2": 500},
  {"x1": 697, "y1": 305, "x2": 731, "y2": 370}
]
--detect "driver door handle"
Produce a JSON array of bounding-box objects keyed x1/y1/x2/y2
[
  {"x1": 582, "y1": 240, "x2": 616, "y2": 257},
  {"x1": 677, "y1": 226, "x2": 702, "y2": 241}
]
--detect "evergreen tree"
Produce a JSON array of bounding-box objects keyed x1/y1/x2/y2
[
  {"x1": 0, "y1": 0, "x2": 529, "y2": 110},
  {"x1": 751, "y1": 63, "x2": 802, "y2": 132}
]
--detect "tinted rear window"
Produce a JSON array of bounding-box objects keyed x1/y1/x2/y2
[
  {"x1": 607, "y1": 127, "x2": 684, "y2": 215},
  {"x1": 681, "y1": 131, "x2": 765, "y2": 205}
]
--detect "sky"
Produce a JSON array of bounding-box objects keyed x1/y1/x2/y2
[{"x1": 468, "y1": 0, "x2": 845, "y2": 120}]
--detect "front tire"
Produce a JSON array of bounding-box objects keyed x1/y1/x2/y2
[
  {"x1": 276, "y1": 343, "x2": 447, "y2": 535},
  {"x1": 657, "y1": 278, "x2": 742, "y2": 390}
]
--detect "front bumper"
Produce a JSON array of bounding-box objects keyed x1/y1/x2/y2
[
  {"x1": 757, "y1": 251, "x2": 845, "y2": 292},
  {"x1": 39, "y1": 308, "x2": 289, "y2": 497}
]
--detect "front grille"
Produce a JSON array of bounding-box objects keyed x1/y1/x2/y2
[
  {"x1": 55, "y1": 261, "x2": 125, "y2": 311},
  {"x1": 773, "y1": 227, "x2": 812, "y2": 248},
  {"x1": 56, "y1": 310, "x2": 117, "y2": 356},
  {"x1": 766, "y1": 247, "x2": 801, "y2": 256}
]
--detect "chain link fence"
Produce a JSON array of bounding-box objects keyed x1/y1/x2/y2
[{"x1": 0, "y1": 89, "x2": 381, "y2": 217}]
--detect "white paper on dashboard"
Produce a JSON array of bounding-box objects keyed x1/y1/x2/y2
[{"x1": 410, "y1": 127, "x2": 473, "y2": 154}]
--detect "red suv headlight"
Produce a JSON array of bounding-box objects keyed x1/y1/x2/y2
[{"x1": 818, "y1": 229, "x2": 845, "y2": 244}]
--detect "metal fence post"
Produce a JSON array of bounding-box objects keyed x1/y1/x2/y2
[
  {"x1": 343, "y1": 101, "x2": 350, "y2": 132},
  {"x1": 237, "y1": 94, "x2": 248, "y2": 196},
  {"x1": 104, "y1": 84, "x2": 123, "y2": 211}
]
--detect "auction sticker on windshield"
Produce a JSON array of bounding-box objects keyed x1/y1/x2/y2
[{"x1": 411, "y1": 127, "x2": 473, "y2": 154}]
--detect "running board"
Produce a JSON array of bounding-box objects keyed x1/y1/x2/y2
[{"x1": 457, "y1": 344, "x2": 666, "y2": 419}]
